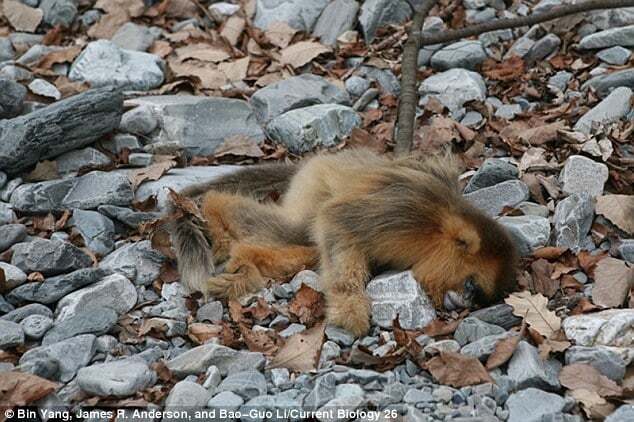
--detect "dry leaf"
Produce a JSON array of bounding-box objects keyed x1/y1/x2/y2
[
  {"x1": 221, "y1": 15, "x2": 246, "y2": 46},
  {"x1": 265, "y1": 21, "x2": 298, "y2": 49},
  {"x1": 240, "y1": 324, "x2": 283, "y2": 356},
  {"x1": 187, "y1": 323, "x2": 226, "y2": 344},
  {"x1": 505, "y1": 291, "x2": 561, "y2": 338},
  {"x1": 560, "y1": 363, "x2": 623, "y2": 398},
  {"x1": 481, "y1": 56, "x2": 525, "y2": 81},
  {"x1": 538, "y1": 338, "x2": 570, "y2": 360},
  {"x1": 3, "y1": 0, "x2": 43, "y2": 32},
  {"x1": 591, "y1": 257, "x2": 633, "y2": 308},
  {"x1": 425, "y1": 352, "x2": 493, "y2": 387},
  {"x1": 170, "y1": 61, "x2": 228, "y2": 90},
  {"x1": 518, "y1": 121, "x2": 567, "y2": 146},
  {"x1": 596, "y1": 195, "x2": 634, "y2": 235},
  {"x1": 288, "y1": 284, "x2": 324, "y2": 326},
  {"x1": 218, "y1": 56, "x2": 250, "y2": 82},
  {"x1": 128, "y1": 160, "x2": 176, "y2": 190},
  {"x1": 570, "y1": 389, "x2": 615, "y2": 419},
  {"x1": 34, "y1": 46, "x2": 83, "y2": 71},
  {"x1": 215, "y1": 135, "x2": 264, "y2": 158},
  {"x1": 486, "y1": 333, "x2": 521, "y2": 370},
  {"x1": 0, "y1": 372, "x2": 58, "y2": 407},
  {"x1": 530, "y1": 259, "x2": 557, "y2": 298},
  {"x1": 280, "y1": 41, "x2": 330, "y2": 68},
  {"x1": 175, "y1": 44, "x2": 231, "y2": 63},
  {"x1": 423, "y1": 316, "x2": 463, "y2": 337},
  {"x1": 268, "y1": 322, "x2": 325, "y2": 372},
  {"x1": 25, "y1": 160, "x2": 59, "y2": 182}
]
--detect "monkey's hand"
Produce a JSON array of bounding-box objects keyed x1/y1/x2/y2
[{"x1": 443, "y1": 279, "x2": 479, "y2": 311}]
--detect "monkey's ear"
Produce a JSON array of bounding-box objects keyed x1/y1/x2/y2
[{"x1": 455, "y1": 232, "x2": 480, "y2": 255}]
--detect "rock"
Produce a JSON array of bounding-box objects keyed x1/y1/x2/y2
[
  {"x1": 77, "y1": 358, "x2": 156, "y2": 397},
  {"x1": 69, "y1": 40, "x2": 164, "y2": 91},
  {"x1": 574, "y1": 87, "x2": 632, "y2": 134},
  {"x1": 524, "y1": 33, "x2": 560, "y2": 62},
  {"x1": 40, "y1": 0, "x2": 77, "y2": 27},
  {"x1": 461, "y1": 333, "x2": 515, "y2": 361},
  {"x1": 102, "y1": 134, "x2": 142, "y2": 154},
  {"x1": 579, "y1": 25, "x2": 634, "y2": 49},
  {"x1": 471, "y1": 304, "x2": 522, "y2": 330},
  {"x1": 11, "y1": 170, "x2": 133, "y2": 212},
  {"x1": 417, "y1": 17, "x2": 447, "y2": 66},
  {"x1": 43, "y1": 307, "x2": 118, "y2": 345},
  {"x1": 607, "y1": 405, "x2": 634, "y2": 422},
  {"x1": 359, "y1": 0, "x2": 412, "y2": 43},
  {"x1": 7, "y1": 268, "x2": 107, "y2": 305},
  {"x1": 99, "y1": 240, "x2": 164, "y2": 286},
  {"x1": 128, "y1": 153, "x2": 153, "y2": 167},
  {"x1": 217, "y1": 370, "x2": 267, "y2": 400},
  {"x1": 241, "y1": 390, "x2": 304, "y2": 419},
  {"x1": 355, "y1": 66, "x2": 401, "y2": 96},
  {"x1": 55, "y1": 274, "x2": 137, "y2": 322},
  {"x1": 424, "y1": 339, "x2": 461, "y2": 355},
  {"x1": 56, "y1": 147, "x2": 112, "y2": 176},
  {"x1": 404, "y1": 388, "x2": 433, "y2": 404},
  {"x1": 196, "y1": 301, "x2": 223, "y2": 322},
  {"x1": 430, "y1": 40, "x2": 487, "y2": 70},
  {"x1": 454, "y1": 317, "x2": 506, "y2": 347},
  {"x1": 208, "y1": 391, "x2": 244, "y2": 411},
  {"x1": 0, "y1": 296, "x2": 14, "y2": 315},
  {"x1": 0, "y1": 38, "x2": 14, "y2": 62},
  {"x1": 548, "y1": 71, "x2": 572, "y2": 93},
  {"x1": 0, "y1": 202, "x2": 15, "y2": 225},
  {"x1": 319, "y1": 395, "x2": 365, "y2": 421},
  {"x1": 313, "y1": 0, "x2": 359, "y2": 46},
  {"x1": 125, "y1": 95, "x2": 264, "y2": 157},
  {"x1": 0, "y1": 262, "x2": 27, "y2": 290},
  {"x1": 344, "y1": 76, "x2": 370, "y2": 99},
  {"x1": 0, "y1": 224, "x2": 26, "y2": 252},
  {"x1": 507, "y1": 341, "x2": 561, "y2": 391},
  {"x1": 209, "y1": 2, "x2": 240, "y2": 16},
  {"x1": 166, "y1": 380, "x2": 210, "y2": 409},
  {"x1": 0, "y1": 320, "x2": 25, "y2": 348},
  {"x1": 565, "y1": 346, "x2": 626, "y2": 382},
  {"x1": 562, "y1": 309, "x2": 634, "y2": 347},
  {"x1": 20, "y1": 314, "x2": 53, "y2": 339},
  {"x1": 69, "y1": 209, "x2": 115, "y2": 256},
  {"x1": 597, "y1": 46, "x2": 632, "y2": 65},
  {"x1": 203, "y1": 365, "x2": 221, "y2": 389},
  {"x1": 583, "y1": 69, "x2": 634, "y2": 97},
  {"x1": 266, "y1": 104, "x2": 361, "y2": 153},
  {"x1": 28, "y1": 79, "x2": 61, "y2": 100},
  {"x1": 464, "y1": 180, "x2": 529, "y2": 217},
  {"x1": 498, "y1": 215, "x2": 551, "y2": 256},
  {"x1": 419, "y1": 68, "x2": 487, "y2": 112},
  {"x1": 464, "y1": 158, "x2": 518, "y2": 194},
  {"x1": 98, "y1": 205, "x2": 160, "y2": 229},
  {"x1": 270, "y1": 367, "x2": 290, "y2": 387},
  {"x1": 111, "y1": 22, "x2": 158, "y2": 52},
  {"x1": 495, "y1": 104, "x2": 523, "y2": 120},
  {"x1": 553, "y1": 192, "x2": 594, "y2": 251},
  {"x1": 460, "y1": 111, "x2": 484, "y2": 128},
  {"x1": 304, "y1": 373, "x2": 337, "y2": 410},
  {"x1": 518, "y1": 202, "x2": 549, "y2": 218},
  {"x1": 19, "y1": 334, "x2": 96, "y2": 382},
  {"x1": 325, "y1": 325, "x2": 355, "y2": 347},
  {"x1": 166, "y1": 342, "x2": 265, "y2": 377},
  {"x1": 366, "y1": 271, "x2": 436, "y2": 330},
  {"x1": 253, "y1": 0, "x2": 330, "y2": 31},
  {"x1": 11, "y1": 238, "x2": 92, "y2": 276},
  {"x1": 280, "y1": 323, "x2": 305, "y2": 337},
  {"x1": 1, "y1": 303, "x2": 53, "y2": 323},
  {"x1": 506, "y1": 388, "x2": 566, "y2": 422},
  {"x1": 0, "y1": 78, "x2": 27, "y2": 119},
  {"x1": 119, "y1": 105, "x2": 158, "y2": 135},
  {"x1": 618, "y1": 240, "x2": 634, "y2": 263},
  {"x1": 250, "y1": 74, "x2": 350, "y2": 123}
]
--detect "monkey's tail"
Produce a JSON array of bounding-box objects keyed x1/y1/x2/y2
[{"x1": 169, "y1": 162, "x2": 298, "y2": 294}]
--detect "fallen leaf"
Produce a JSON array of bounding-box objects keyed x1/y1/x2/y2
[
  {"x1": 481, "y1": 56, "x2": 525, "y2": 81},
  {"x1": 570, "y1": 297, "x2": 600, "y2": 315},
  {"x1": 3, "y1": 0, "x2": 43, "y2": 32},
  {"x1": 220, "y1": 15, "x2": 245, "y2": 46},
  {"x1": 187, "y1": 323, "x2": 226, "y2": 344},
  {"x1": 486, "y1": 334, "x2": 521, "y2": 370},
  {"x1": 518, "y1": 121, "x2": 567, "y2": 146},
  {"x1": 34, "y1": 46, "x2": 83, "y2": 72},
  {"x1": 215, "y1": 135, "x2": 264, "y2": 158},
  {"x1": 570, "y1": 389, "x2": 615, "y2": 419},
  {"x1": 596, "y1": 195, "x2": 634, "y2": 235},
  {"x1": 423, "y1": 316, "x2": 463, "y2": 337},
  {"x1": 218, "y1": 56, "x2": 250, "y2": 82},
  {"x1": 288, "y1": 284, "x2": 324, "y2": 326},
  {"x1": 533, "y1": 247, "x2": 567, "y2": 260},
  {"x1": 591, "y1": 257, "x2": 633, "y2": 308},
  {"x1": 560, "y1": 363, "x2": 623, "y2": 398},
  {"x1": 128, "y1": 160, "x2": 176, "y2": 190},
  {"x1": 538, "y1": 337, "x2": 570, "y2": 360},
  {"x1": 246, "y1": 298, "x2": 272, "y2": 321},
  {"x1": 32, "y1": 213, "x2": 56, "y2": 232},
  {"x1": 530, "y1": 259, "x2": 557, "y2": 298},
  {"x1": 268, "y1": 322, "x2": 325, "y2": 372},
  {"x1": 425, "y1": 352, "x2": 493, "y2": 387},
  {"x1": 170, "y1": 61, "x2": 228, "y2": 90},
  {"x1": 175, "y1": 44, "x2": 231, "y2": 63},
  {"x1": 280, "y1": 41, "x2": 330, "y2": 68},
  {"x1": 393, "y1": 316, "x2": 423, "y2": 363},
  {"x1": 578, "y1": 251, "x2": 607, "y2": 275},
  {"x1": 505, "y1": 291, "x2": 561, "y2": 338},
  {"x1": 240, "y1": 324, "x2": 283, "y2": 356},
  {"x1": 25, "y1": 160, "x2": 59, "y2": 182},
  {"x1": 0, "y1": 372, "x2": 58, "y2": 407},
  {"x1": 265, "y1": 21, "x2": 298, "y2": 49}
]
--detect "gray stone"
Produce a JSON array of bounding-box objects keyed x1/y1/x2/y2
[
  {"x1": 6, "y1": 268, "x2": 107, "y2": 305},
  {"x1": 20, "y1": 314, "x2": 53, "y2": 339},
  {"x1": 565, "y1": 346, "x2": 626, "y2": 382},
  {"x1": 11, "y1": 238, "x2": 92, "y2": 276},
  {"x1": 583, "y1": 69, "x2": 634, "y2": 97},
  {"x1": 506, "y1": 388, "x2": 566, "y2": 422},
  {"x1": 266, "y1": 104, "x2": 360, "y2": 153},
  {"x1": 217, "y1": 370, "x2": 267, "y2": 400},
  {"x1": 11, "y1": 170, "x2": 134, "y2": 213},
  {"x1": 55, "y1": 273, "x2": 137, "y2": 322},
  {"x1": 579, "y1": 25, "x2": 634, "y2": 49},
  {"x1": 618, "y1": 239, "x2": 634, "y2": 263},
  {"x1": 0, "y1": 65, "x2": 33, "y2": 82},
  {"x1": 0, "y1": 320, "x2": 25, "y2": 348},
  {"x1": 69, "y1": 40, "x2": 164, "y2": 91},
  {"x1": 431, "y1": 41, "x2": 487, "y2": 70},
  {"x1": 0, "y1": 78, "x2": 27, "y2": 119},
  {"x1": 313, "y1": 0, "x2": 359, "y2": 46},
  {"x1": 461, "y1": 333, "x2": 515, "y2": 361},
  {"x1": 325, "y1": 325, "x2": 355, "y2": 347},
  {"x1": 518, "y1": 201, "x2": 549, "y2": 218},
  {"x1": 574, "y1": 87, "x2": 632, "y2": 134},
  {"x1": 562, "y1": 309, "x2": 634, "y2": 347},
  {"x1": 56, "y1": 147, "x2": 111, "y2": 176},
  {"x1": 280, "y1": 323, "x2": 305, "y2": 337},
  {"x1": 0, "y1": 202, "x2": 15, "y2": 225},
  {"x1": 111, "y1": 23, "x2": 158, "y2": 52},
  {"x1": 355, "y1": 66, "x2": 401, "y2": 96},
  {"x1": 498, "y1": 215, "x2": 551, "y2": 256},
  {"x1": 464, "y1": 180, "x2": 529, "y2": 216},
  {"x1": 40, "y1": 0, "x2": 77, "y2": 27},
  {"x1": 77, "y1": 358, "x2": 156, "y2": 397},
  {"x1": 495, "y1": 103, "x2": 523, "y2": 120},
  {"x1": 597, "y1": 46, "x2": 632, "y2": 65},
  {"x1": 203, "y1": 365, "x2": 221, "y2": 389},
  {"x1": 207, "y1": 391, "x2": 244, "y2": 411},
  {"x1": 366, "y1": 271, "x2": 436, "y2": 330},
  {"x1": 166, "y1": 380, "x2": 210, "y2": 407},
  {"x1": 253, "y1": 0, "x2": 330, "y2": 31},
  {"x1": 166, "y1": 342, "x2": 265, "y2": 377},
  {"x1": 319, "y1": 341, "x2": 341, "y2": 367},
  {"x1": 98, "y1": 205, "x2": 160, "y2": 229},
  {"x1": 553, "y1": 192, "x2": 594, "y2": 251},
  {"x1": 419, "y1": 68, "x2": 487, "y2": 112},
  {"x1": 69, "y1": 209, "x2": 115, "y2": 256},
  {"x1": 507, "y1": 341, "x2": 560, "y2": 391},
  {"x1": 43, "y1": 307, "x2": 118, "y2": 345},
  {"x1": 466, "y1": 7, "x2": 496, "y2": 24},
  {"x1": 464, "y1": 158, "x2": 518, "y2": 194},
  {"x1": 19, "y1": 334, "x2": 96, "y2": 382},
  {"x1": 424, "y1": 339, "x2": 461, "y2": 355},
  {"x1": 548, "y1": 71, "x2": 572, "y2": 93},
  {"x1": 0, "y1": 262, "x2": 27, "y2": 290},
  {"x1": 128, "y1": 153, "x2": 153, "y2": 167},
  {"x1": 102, "y1": 134, "x2": 142, "y2": 154},
  {"x1": 250, "y1": 74, "x2": 350, "y2": 123},
  {"x1": 1, "y1": 303, "x2": 53, "y2": 323},
  {"x1": 119, "y1": 105, "x2": 158, "y2": 135},
  {"x1": 28, "y1": 79, "x2": 61, "y2": 100},
  {"x1": 196, "y1": 301, "x2": 223, "y2": 322},
  {"x1": 319, "y1": 395, "x2": 365, "y2": 421},
  {"x1": 471, "y1": 304, "x2": 522, "y2": 330},
  {"x1": 607, "y1": 405, "x2": 634, "y2": 422},
  {"x1": 454, "y1": 317, "x2": 505, "y2": 347},
  {"x1": 0, "y1": 38, "x2": 14, "y2": 62},
  {"x1": 460, "y1": 111, "x2": 484, "y2": 128},
  {"x1": 525, "y1": 34, "x2": 560, "y2": 62},
  {"x1": 404, "y1": 388, "x2": 433, "y2": 404},
  {"x1": 0, "y1": 296, "x2": 13, "y2": 315},
  {"x1": 99, "y1": 240, "x2": 165, "y2": 286},
  {"x1": 359, "y1": 0, "x2": 412, "y2": 43},
  {"x1": 345, "y1": 76, "x2": 370, "y2": 99}
]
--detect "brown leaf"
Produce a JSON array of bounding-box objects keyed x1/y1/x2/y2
[
  {"x1": 27, "y1": 272, "x2": 44, "y2": 282},
  {"x1": 228, "y1": 300, "x2": 249, "y2": 324},
  {"x1": 518, "y1": 121, "x2": 567, "y2": 146},
  {"x1": 0, "y1": 372, "x2": 58, "y2": 407},
  {"x1": 538, "y1": 337, "x2": 570, "y2": 360},
  {"x1": 570, "y1": 297, "x2": 600, "y2": 315},
  {"x1": 596, "y1": 195, "x2": 634, "y2": 235},
  {"x1": 218, "y1": 56, "x2": 250, "y2": 82},
  {"x1": 533, "y1": 247, "x2": 567, "y2": 260},
  {"x1": 280, "y1": 41, "x2": 330, "y2": 68},
  {"x1": 3, "y1": 0, "x2": 43, "y2": 32},
  {"x1": 570, "y1": 389, "x2": 615, "y2": 420},
  {"x1": 175, "y1": 44, "x2": 231, "y2": 63},
  {"x1": 169, "y1": 61, "x2": 227, "y2": 90},
  {"x1": 128, "y1": 160, "x2": 176, "y2": 191},
  {"x1": 32, "y1": 213, "x2": 56, "y2": 232},
  {"x1": 187, "y1": 323, "x2": 226, "y2": 344},
  {"x1": 288, "y1": 284, "x2": 324, "y2": 326},
  {"x1": 505, "y1": 291, "x2": 561, "y2": 338},
  {"x1": 486, "y1": 334, "x2": 521, "y2": 370},
  {"x1": 268, "y1": 322, "x2": 325, "y2": 372},
  {"x1": 481, "y1": 56, "x2": 525, "y2": 81},
  {"x1": 265, "y1": 21, "x2": 298, "y2": 49},
  {"x1": 425, "y1": 352, "x2": 493, "y2": 387},
  {"x1": 247, "y1": 298, "x2": 272, "y2": 322},
  {"x1": 423, "y1": 316, "x2": 462, "y2": 337},
  {"x1": 393, "y1": 316, "x2": 423, "y2": 364},
  {"x1": 530, "y1": 259, "x2": 557, "y2": 298},
  {"x1": 25, "y1": 160, "x2": 60, "y2": 182},
  {"x1": 214, "y1": 135, "x2": 264, "y2": 159},
  {"x1": 578, "y1": 251, "x2": 607, "y2": 275},
  {"x1": 592, "y1": 257, "x2": 633, "y2": 308},
  {"x1": 34, "y1": 46, "x2": 83, "y2": 72},
  {"x1": 220, "y1": 15, "x2": 245, "y2": 46},
  {"x1": 347, "y1": 128, "x2": 386, "y2": 153},
  {"x1": 560, "y1": 363, "x2": 623, "y2": 398},
  {"x1": 240, "y1": 324, "x2": 283, "y2": 356}
]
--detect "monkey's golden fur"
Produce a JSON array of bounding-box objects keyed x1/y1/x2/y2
[{"x1": 171, "y1": 149, "x2": 518, "y2": 336}]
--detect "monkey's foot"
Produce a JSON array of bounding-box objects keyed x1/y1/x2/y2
[
  {"x1": 326, "y1": 293, "x2": 371, "y2": 337},
  {"x1": 204, "y1": 272, "x2": 263, "y2": 300}
]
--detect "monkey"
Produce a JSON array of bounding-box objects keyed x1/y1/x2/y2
[{"x1": 169, "y1": 149, "x2": 518, "y2": 336}]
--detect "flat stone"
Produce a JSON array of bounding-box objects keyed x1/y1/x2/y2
[
  {"x1": 495, "y1": 104, "x2": 523, "y2": 120},
  {"x1": 312, "y1": 0, "x2": 359, "y2": 46},
  {"x1": 253, "y1": 0, "x2": 330, "y2": 31},
  {"x1": 618, "y1": 239, "x2": 634, "y2": 263},
  {"x1": 548, "y1": 71, "x2": 572, "y2": 93},
  {"x1": 166, "y1": 342, "x2": 265, "y2": 377},
  {"x1": 583, "y1": 69, "x2": 634, "y2": 97},
  {"x1": 55, "y1": 274, "x2": 137, "y2": 322},
  {"x1": 524, "y1": 33, "x2": 560, "y2": 62},
  {"x1": 56, "y1": 147, "x2": 111, "y2": 176},
  {"x1": 43, "y1": 307, "x2": 118, "y2": 345},
  {"x1": 517, "y1": 201, "x2": 549, "y2": 218},
  {"x1": 0, "y1": 296, "x2": 14, "y2": 315},
  {"x1": 102, "y1": 134, "x2": 142, "y2": 154},
  {"x1": 40, "y1": 0, "x2": 77, "y2": 27},
  {"x1": 419, "y1": 68, "x2": 487, "y2": 112},
  {"x1": 562, "y1": 309, "x2": 634, "y2": 347},
  {"x1": 359, "y1": 0, "x2": 412, "y2": 43},
  {"x1": 69, "y1": 209, "x2": 116, "y2": 256},
  {"x1": 0, "y1": 262, "x2": 27, "y2": 290},
  {"x1": 454, "y1": 317, "x2": 506, "y2": 347},
  {"x1": 506, "y1": 388, "x2": 566, "y2": 422},
  {"x1": 99, "y1": 240, "x2": 165, "y2": 286},
  {"x1": 507, "y1": 341, "x2": 561, "y2": 391},
  {"x1": 11, "y1": 238, "x2": 92, "y2": 276},
  {"x1": 430, "y1": 40, "x2": 487, "y2": 70},
  {"x1": 460, "y1": 111, "x2": 484, "y2": 128},
  {"x1": 355, "y1": 66, "x2": 400, "y2": 96},
  {"x1": 165, "y1": 380, "x2": 210, "y2": 408},
  {"x1": 404, "y1": 388, "x2": 433, "y2": 404},
  {"x1": 208, "y1": 390, "x2": 244, "y2": 410},
  {"x1": 0, "y1": 38, "x2": 14, "y2": 62},
  {"x1": 250, "y1": 74, "x2": 350, "y2": 123},
  {"x1": 471, "y1": 304, "x2": 522, "y2": 330},
  {"x1": 579, "y1": 25, "x2": 634, "y2": 49},
  {"x1": 303, "y1": 372, "x2": 336, "y2": 410},
  {"x1": 217, "y1": 370, "x2": 267, "y2": 400},
  {"x1": 28, "y1": 78, "x2": 61, "y2": 100},
  {"x1": 498, "y1": 215, "x2": 551, "y2": 256},
  {"x1": 119, "y1": 105, "x2": 158, "y2": 135},
  {"x1": 0, "y1": 202, "x2": 15, "y2": 225},
  {"x1": 0, "y1": 78, "x2": 27, "y2": 119},
  {"x1": 20, "y1": 314, "x2": 53, "y2": 339},
  {"x1": 196, "y1": 301, "x2": 223, "y2": 322},
  {"x1": 461, "y1": 332, "x2": 515, "y2": 361},
  {"x1": 325, "y1": 325, "x2": 355, "y2": 347},
  {"x1": 11, "y1": 170, "x2": 134, "y2": 213},
  {"x1": 77, "y1": 358, "x2": 155, "y2": 397},
  {"x1": 607, "y1": 405, "x2": 634, "y2": 422},
  {"x1": 111, "y1": 22, "x2": 158, "y2": 52},
  {"x1": 18, "y1": 334, "x2": 96, "y2": 382},
  {"x1": 565, "y1": 346, "x2": 626, "y2": 382},
  {"x1": 574, "y1": 87, "x2": 632, "y2": 134},
  {"x1": 464, "y1": 158, "x2": 518, "y2": 194},
  {"x1": 553, "y1": 192, "x2": 594, "y2": 251},
  {"x1": 0, "y1": 224, "x2": 26, "y2": 252},
  {"x1": 98, "y1": 205, "x2": 160, "y2": 229},
  {"x1": 464, "y1": 180, "x2": 529, "y2": 216},
  {"x1": 366, "y1": 271, "x2": 436, "y2": 330},
  {"x1": 424, "y1": 339, "x2": 461, "y2": 355},
  {"x1": 597, "y1": 46, "x2": 632, "y2": 65},
  {"x1": 0, "y1": 320, "x2": 25, "y2": 348},
  {"x1": 266, "y1": 104, "x2": 361, "y2": 154},
  {"x1": 1, "y1": 303, "x2": 53, "y2": 323}
]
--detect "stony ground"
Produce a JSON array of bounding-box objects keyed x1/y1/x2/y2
[{"x1": 0, "y1": 0, "x2": 634, "y2": 421}]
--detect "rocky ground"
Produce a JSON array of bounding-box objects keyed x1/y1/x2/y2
[{"x1": 1, "y1": 0, "x2": 634, "y2": 421}]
